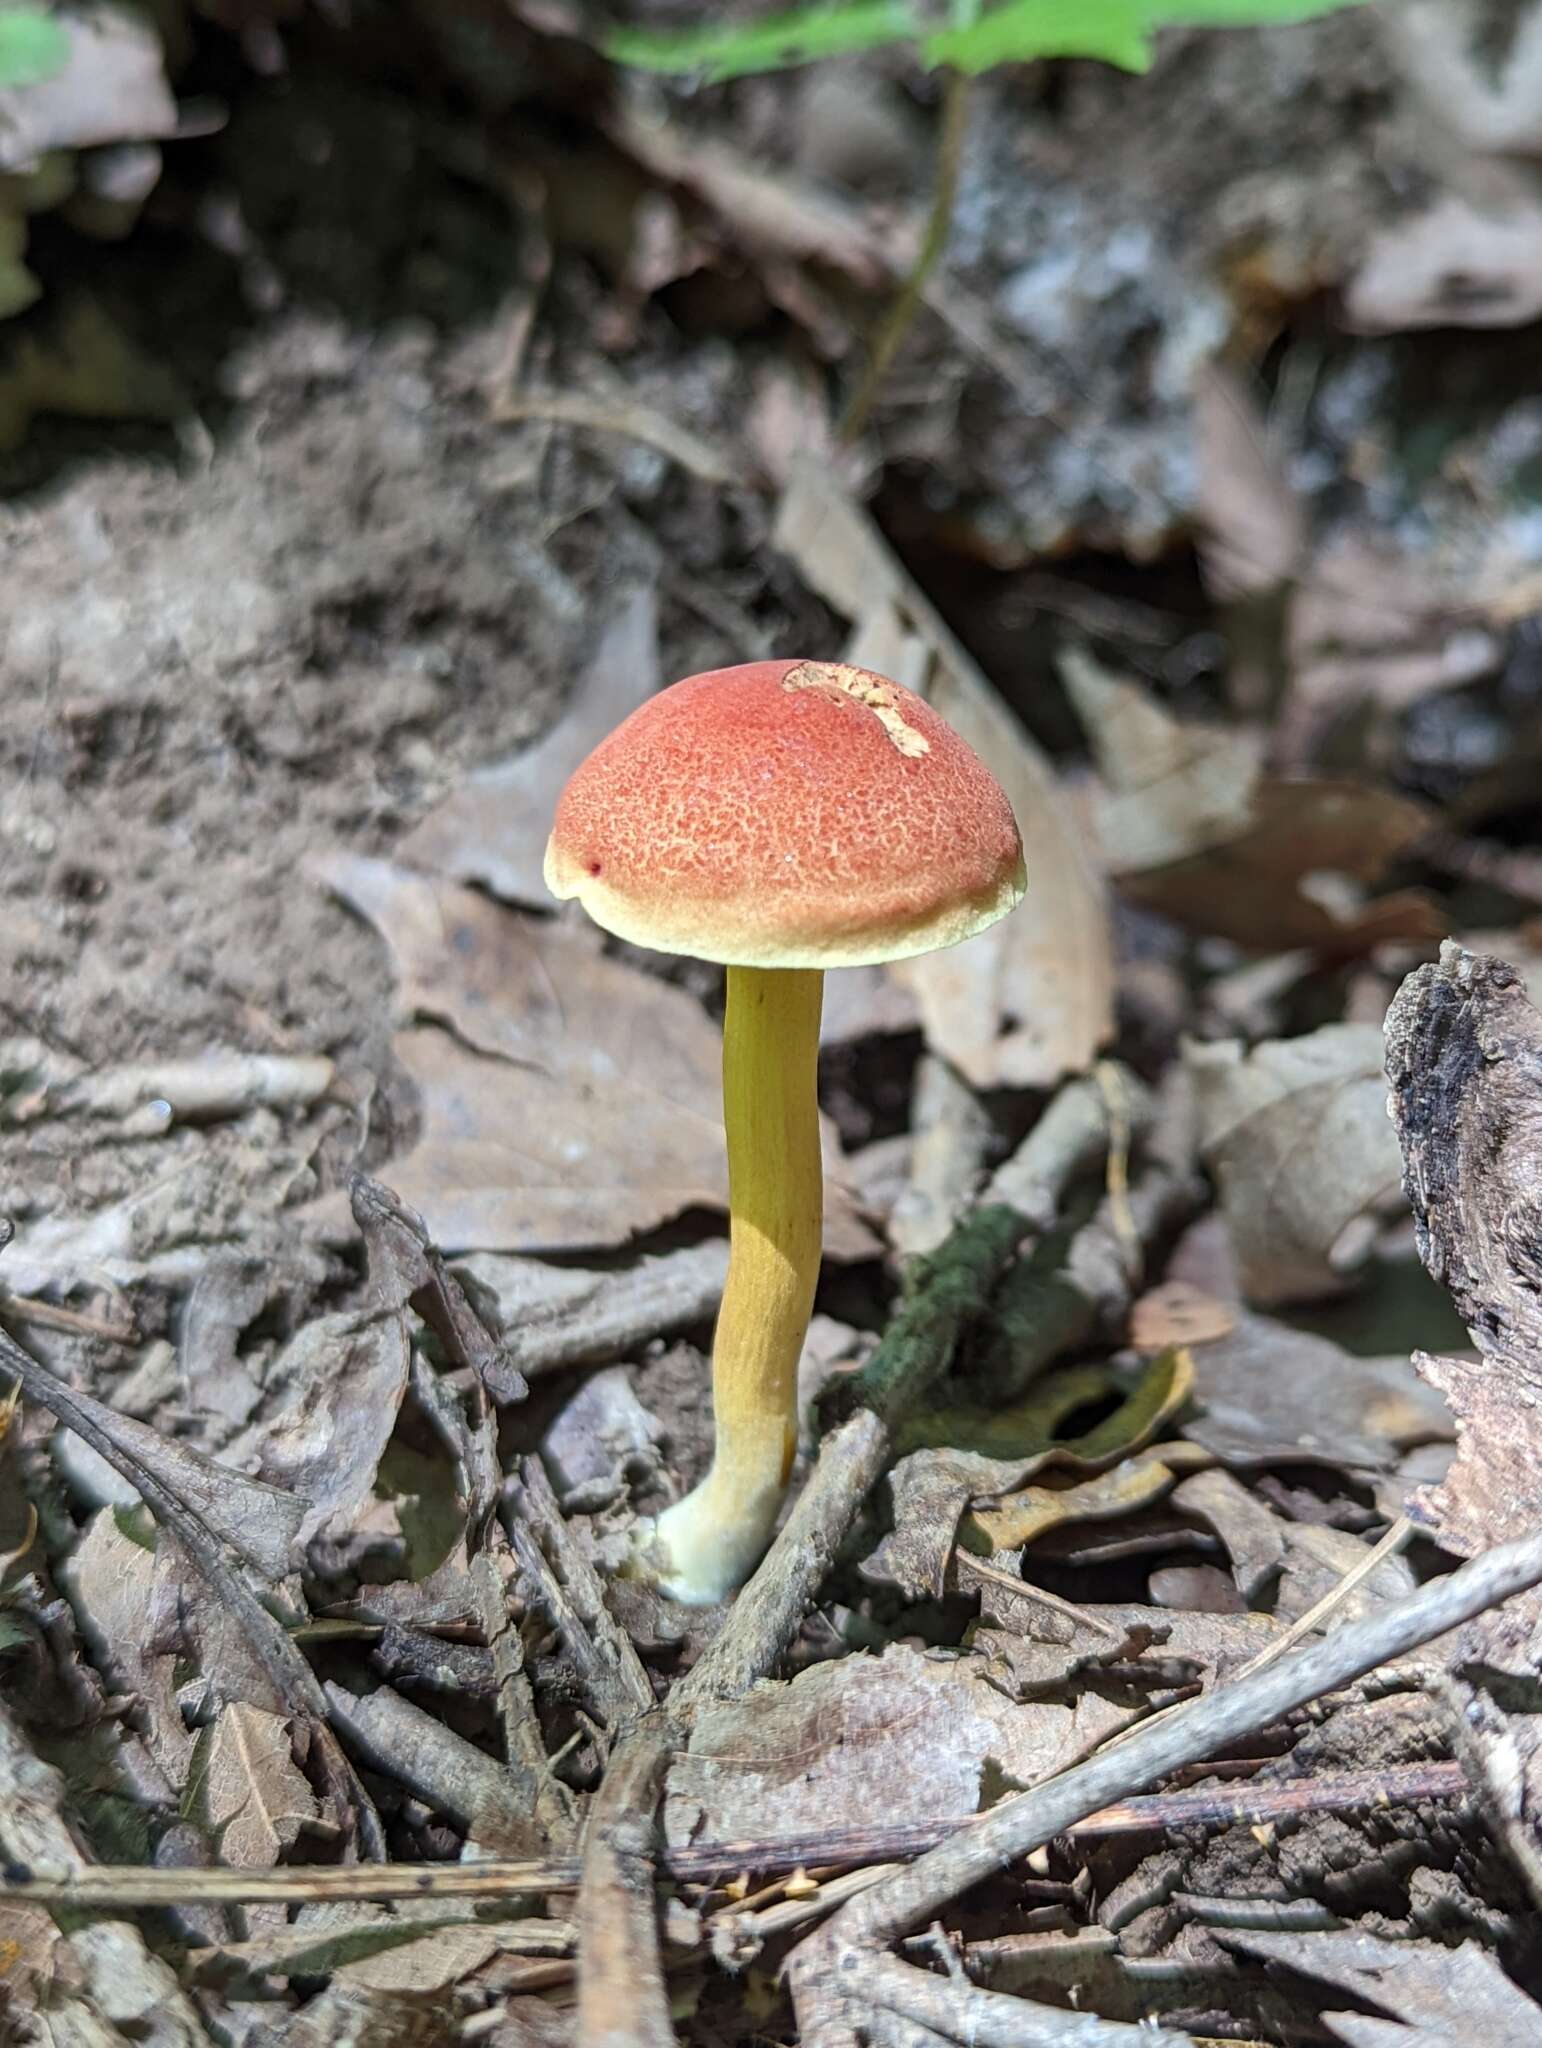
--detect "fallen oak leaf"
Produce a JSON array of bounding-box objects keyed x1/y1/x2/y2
[
  {"x1": 191, "y1": 1703, "x2": 320, "y2": 1872},
  {"x1": 314, "y1": 855, "x2": 875, "y2": 1258},
  {"x1": 1188, "y1": 1022, "x2": 1406, "y2": 1306},
  {"x1": 399, "y1": 583, "x2": 660, "y2": 907},
  {"x1": 866, "y1": 1348, "x2": 1194, "y2": 1601},
  {"x1": 1061, "y1": 646, "x2": 1442, "y2": 956},
  {"x1": 774, "y1": 455, "x2": 1114, "y2": 1090}
]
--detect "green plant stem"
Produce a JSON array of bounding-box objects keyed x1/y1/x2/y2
[{"x1": 838, "y1": 65, "x2": 973, "y2": 445}]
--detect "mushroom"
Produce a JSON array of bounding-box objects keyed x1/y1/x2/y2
[{"x1": 544, "y1": 659, "x2": 1024, "y2": 1603}]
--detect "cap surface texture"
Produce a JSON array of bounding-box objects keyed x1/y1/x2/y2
[{"x1": 544, "y1": 660, "x2": 1025, "y2": 968}]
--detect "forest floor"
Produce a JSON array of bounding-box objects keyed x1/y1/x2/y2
[{"x1": 4, "y1": 5, "x2": 1542, "y2": 2044}]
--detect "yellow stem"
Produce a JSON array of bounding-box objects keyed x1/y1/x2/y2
[{"x1": 650, "y1": 965, "x2": 825, "y2": 1603}]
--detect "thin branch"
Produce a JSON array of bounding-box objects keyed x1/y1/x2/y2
[
  {"x1": 508, "y1": 1455, "x2": 654, "y2": 1733},
  {"x1": 864, "y1": 1954, "x2": 1193, "y2": 2048},
  {"x1": 575, "y1": 1716, "x2": 679, "y2": 2048},
  {"x1": 839, "y1": 68, "x2": 972, "y2": 445},
  {"x1": 0, "y1": 1763, "x2": 1466, "y2": 1908},
  {"x1": 492, "y1": 390, "x2": 735, "y2": 487},
  {"x1": 363, "y1": 1178, "x2": 572, "y2": 1843}
]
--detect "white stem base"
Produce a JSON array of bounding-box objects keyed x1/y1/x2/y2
[{"x1": 638, "y1": 1463, "x2": 787, "y2": 1607}]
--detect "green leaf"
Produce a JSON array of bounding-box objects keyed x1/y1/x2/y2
[
  {"x1": 1149, "y1": 0, "x2": 1361, "y2": 20},
  {"x1": 0, "y1": 7, "x2": 69, "y2": 89},
  {"x1": 606, "y1": 1, "x2": 913, "y2": 81},
  {"x1": 924, "y1": 0, "x2": 1151, "y2": 73},
  {"x1": 602, "y1": 0, "x2": 1365, "y2": 81}
]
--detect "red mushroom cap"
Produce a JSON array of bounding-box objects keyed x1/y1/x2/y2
[{"x1": 543, "y1": 659, "x2": 1025, "y2": 968}]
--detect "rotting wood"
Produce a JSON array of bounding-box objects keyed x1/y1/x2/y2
[{"x1": 1385, "y1": 939, "x2": 1542, "y2": 1909}]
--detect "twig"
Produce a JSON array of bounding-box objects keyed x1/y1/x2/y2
[
  {"x1": 41, "y1": 1052, "x2": 334, "y2": 1125},
  {"x1": 678, "y1": 1075, "x2": 1125, "y2": 1711},
  {"x1": 889, "y1": 1054, "x2": 993, "y2": 1260},
  {"x1": 575, "y1": 1716, "x2": 679, "y2": 2048},
  {"x1": 1230, "y1": 1516, "x2": 1415, "y2": 1682},
  {"x1": 0, "y1": 1763, "x2": 1467, "y2": 1907},
  {"x1": 785, "y1": 1520, "x2": 1542, "y2": 2038},
  {"x1": 839, "y1": 68, "x2": 972, "y2": 445},
  {"x1": 0, "y1": 1319, "x2": 384, "y2": 1858},
  {"x1": 863, "y1": 1953, "x2": 1192, "y2": 2047},
  {"x1": 323, "y1": 1681, "x2": 538, "y2": 1851},
  {"x1": 409, "y1": 1346, "x2": 563, "y2": 1829},
  {"x1": 1092, "y1": 1059, "x2": 1138, "y2": 1273},
  {"x1": 359, "y1": 1178, "x2": 572, "y2": 1843},
  {"x1": 457, "y1": 1239, "x2": 729, "y2": 1387},
  {"x1": 492, "y1": 390, "x2": 735, "y2": 487},
  {"x1": 508, "y1": 1456, "x2": 653, "y2": 1735},
  {"x1": 0, "y1": 1293, "x2": 135, "y2": 1343}
]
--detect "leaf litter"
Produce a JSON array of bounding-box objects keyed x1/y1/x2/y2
[{"x1": 7, "y1": 16, "x2": 1542, "y2": 2047}]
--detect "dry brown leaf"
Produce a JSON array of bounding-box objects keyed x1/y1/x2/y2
[
  {"x1": 1188, "y1": 1022, "x2": 1406, "y2": 1306},
  {"x1": 1170, "y1": 1466, "x2": 1284, "y2": 1604},
  {"x1": 194, "y1": 1702, "x2": 318, "y2": 1870},
  {"x1": 1147, "y1": 1562, "x2": 1243, "y2": 1613},
  {"x1": 1192, "y1": 363, "x2": 1304, "y2": 601},
  {"x1": 1223, "y1": 1929, "x2": 1540, "y2": 2048},
  {"x1": 1271, "y1": 1522, "x2": 1416, "y2": 1628},
  {"x1": 1130, "y1": 1280, "x2": 1236, "y2": 1352},
  {"x1": 664, "y1": 1645, "x2": 1084, "y2": 1849},
  {"x1": 1181, "y1": 1312, "x2": 1452, "y2": 1472},
  {"x1": 0, "y1": 6, "x2": 178, "y2": 172},
  {"x1": 966, "y1": 1452, "x2": 1181, "y2": 1555},
  {"x1": 0, "y1": 1703, "x2": 208, "y2": 2045},
  {"x1": 59, "y1": 1510, "x2": 195, "y2": 1786},
  {"x1": 867, "y1": 1350, "x2": 1194, "y2": 1600},
  {"x1": 316, "y1": 855, "x2": 875, "y2": 1257},
  {"x1": 773, "y1": 455, "x2": 1114, "y2": 1089},
  {"x1": 19, "y1": 1361, "x2": 304, "y2": 1581},
  {"x1": 1063, "y1": 648, "x2": 1441, "y2": 955},
  {"x1": 399, "y1": 583, "x2": 659, "y2": 906},
  {"x1": 258, "y1": 1309, "x2": 411, "y2": 1545},
  {"x1": 1345, "y1": 191, "x2": 1542, "y2": 334}
]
